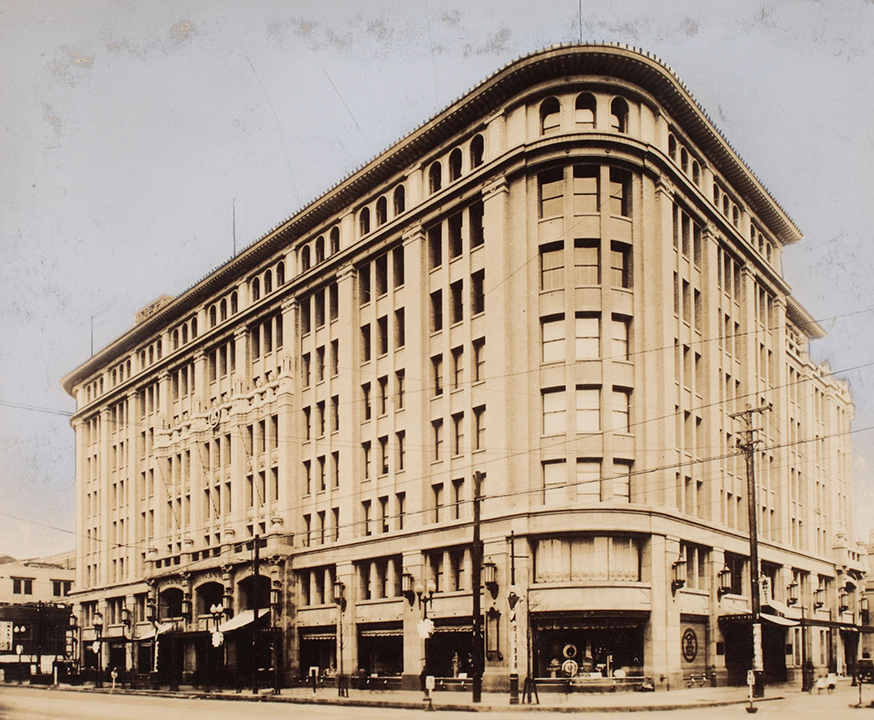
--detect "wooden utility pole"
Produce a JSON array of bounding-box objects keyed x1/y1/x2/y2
[
  {"x1": 252, "y1": 534, "x2": 260, "y2": 695},
  {"x1": 731, "y1": 403, "x2": 770, "y2": 699},
  {"x1": 471, "y1": 471, "x2": 485, "y2": 703}
]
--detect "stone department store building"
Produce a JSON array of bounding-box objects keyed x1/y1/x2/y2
[{"x1": 62, "y1": 44, "x2": 865, "y2": 691}]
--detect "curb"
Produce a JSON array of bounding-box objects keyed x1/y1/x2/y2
[{"x1": 12, "y1": 684, "x2": 785, "y2": 713}]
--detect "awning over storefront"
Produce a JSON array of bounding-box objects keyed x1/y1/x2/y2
[
  {"x1": 300, "y1": 631, "x2": 336, "y2": 641},
  {"x1": 720, "y1": 613, "x2": 798, "y2": 627},
  {"x1": 762, "y1": 612, "x2": 798, "y2": 627},
  {"x1": 217, "y1": 608, "x2": 269, "y2": 633},
  {"x1": 359, "y1": 628, "x2": 403, "y2": 637},
  {"x1": 136, "y1": 621, "x2": 176, "y2": 641},
  {"x1": 765, "y1": 598, "x2": 802, "y2": 620},
  {"x1": 535, "y1": 611, "x2": 649, "y2": 631}
]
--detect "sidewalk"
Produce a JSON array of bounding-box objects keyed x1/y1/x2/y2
[{"x1": 36, "y1": 679, "x2": 787, "y2": 712}]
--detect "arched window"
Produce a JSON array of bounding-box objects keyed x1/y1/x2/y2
[
  {"x1": 277, "y1": 261, "x2": 286, "y2": 285},
  {"x1": 376, "y1": 197, "x2": 387, "y2": 226},
  {"x1": 252, "y1": 276, "x2": 261, "y2": 301},
  {"x1": 575, "y1": 93, "x2": 596, "y2": 128},
  {"x1": 713, "y1": 184, "x2": 720, "y2": 205},
  {"x1": 470, "y1": 134, "x2": 484, "y2": 168},
  {"x1": 182, "y1": 324, "x2": 188, "y2": 344},
  {"x1": 610, "y1": 97, "x2": 628, "y2": 133},
  {"x1": 540, "y1": 97, "x2": 560, "y2": 135},
  {"x1": 125, "y1": 359, "x2": 131, "y2": 377},
  {"x1": 139, "y1": 351, "x2": 146, "y2": 369},
  {"x1": 732, "y1": 206, "x2": 739, "y2": 227},
  {"x1": 231, "y1": 291, "x2": 238, "y2": 314},
  {"x1": 301, "y1": 246, "x2": 311, "y2": 271},
  {"x1": 191, "y1": 317, "x2": 197, "y2": 338},
  {"x1": 172, "y1": 329, "x2": 179, "y2": 350},
  {"x1": 668, "y1": 134, "x2": 677, "y2": 161},
  {"x1": 156, "y1": 339, "x2": 162, "y2": 359},
  {"x1": 220, "y1": 298, "x2": 228, "y2": 321},
  {"x1": 393, "y1": 185, "x2": 406, "y2": 216},
  {"x1": 329, "y1": 227, "x2": 340, "y2": 255},
  {"x1": 766, "y1": 243, "x2": 773, "y2": 263},
  {"x1": 209, "y1": 305, "x2": 217, "y2": 327},
  {"x1": 692, "y1": 161, "x2": 700, "y2": 186},
  {"x1": 723, "y1": 196, "x2": 729, "y2": 216},
  {"x1": 264, "y1": 269, "x2": 273, "y2": 294},
  {"x1": 111, "y1": 369, "x2": 117, "y2": 386},
  {"x1": 315, "y1": 237, "x2": 324, "y2": 263},
  {"x1": 360, "y1": 207, "x2": 371, "y2": 236},
  {"x1": 680, "y1": 148, "x2": 689, "y2": 174},
  {"x1": 448, "y1": 148, "x2": 462, "y2": 181},
  {"x1": 428, "y1": 162, "x2": 442, "y2": 194}
]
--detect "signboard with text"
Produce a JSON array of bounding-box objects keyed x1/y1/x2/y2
[{"x1": 0, "y1": 621, "x2": 11, "y2": 652}]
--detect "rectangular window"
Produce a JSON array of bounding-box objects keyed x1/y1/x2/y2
[
  {"x1": 609, "y1": 168, "x2": 631, "y2": 217},
  {"x1": 573, "y1": 166, "x2": 599, "y2": 214},
  {"x1": 359, "y1": 264, "x2": 371, "y2": 304},
  {"x1": 300, "y1": 297, "x2": 311, "y2": 334},
  {"x1": 428, "y1": 225, "x2": 442, "y2": 269},
  {"x1": 395, "y1": 308, "x2": 405, "y2": 348},
  {"x1": 316, "y1": 346, "x2": 325, "y2": 382},
  {"x1": 332, "y1": 507, "x2": 340, "y2": 541},
  {"x1": 542, "y1": 315, "x2": 565, "y2": 363},
  {"x1": 542, "y1": 388, "x2": 566, "y2": 435},
  {"x1": 331, "y1": 451, "x2": 340, "y2": 488},
  {"x1": 543, "y1": 460, "x2": 567, "y2": 505},
  {"x1": 303, "y1": 407, "x2": 311, "y2": 441},
  {"x1": 612, "y1": 460, "x2": 632, "y2": 502},
  {"x1": 315, "y1": 290, "x2": 325, "y2": 327},
  {"x1": 396, "y1": 430, "x2": 405, "y2": 471},
  {"x1": 611, "y1": 316, "x2": 630, "y2": 360},
  {"x1": 329, "y1": 282, "x2": 339, "y2": 320},
  {"x1": 432, "y1": 419, "x2": 444, "y2": 461},
  {"x1": 379, "y1": 436, "x2": 389, "y2": 475},
  {"x1": 432, "y1": 483, "x2": 444, "y2": 522},
  {"x1": 448, "y1": 213, "x2": 463, "y2": 258},
  {"x1": 362, "y1": 500, "x2": 372, "y2": 536},
  {"x1": 361, "y1": 324, "x2": 371, "y2": 362},
  {"x1": 452, "y1": 478, "x2": 464, "y2": 519},
  {"x1": 318, "y1": 456, "x2": 326, "y2": 491},
  {"x1": 393, "y1": 245, "x2": 405, "y2": 287},
  {"x1": 473, "y1": 338, "x2": 485, "y2": 381},
  {"x1": 574, "y1": 240, "x2": 600, "y2": 286},
  {"x1": 575, "y1": 386, "x2": 600, "y2": 432},
  {"x1": 379, "y1": 496, "x2": 389, "y2": 532},
  {"x1": 432, "y1": 355, "x2": 443, "y2": 396},
  {"x1": 430, "y1": 290, "x2": 443, "y2": 332},
  {"x1": 539, "y1": 168, "x2": 564, "y2": 218},
  {"x1": 473, "y1": 405, "x2": 485, "y2": 450},
  {"x1": 396, "y1": 492, "x2": 406, "y2": 529},
  {"x1": 316, "y1": 401, "x2": 325, "y2": 437},
  {"x1": 452, "y1": 412, "x2": 464, "y2": 455},
  {"x1": 540, "y1": 242, "x2": 564, "y2": 290},
  {"x1": 377, "y1": 316, "x2": 389, "y2": 355},
  {"x1": 469, "y1": 200, "x2": 484, "y2": 248},
  {"x1": 302, "y1": 353, "x2": 311, "y2": 386},
  {"x1": 576, "y1": 459, "x2": 601, "y2": 502},
  {"x1": 450, "y1": 280, "x2": 464, "y2": 324},
  {"x1": 610, "y1": 242, "x2": 631, "y2": 289},
  {"x1": 375, "y1": 254, "x2": 388, "y2": 296},
  {"x1": 471, "y1": 270, "x2": 485, "y2": 315},
  {"x1": 396, "y1": 369, "x2": 405, "y2": 409},
  {"x1": 303, "y1": 461, "x2": 311, "y2": 495},
  {"x1": 362, "y1": 442, "x2": 371, "y2": 480},
  {"x1": 330, "y1": 396, "x2": 338, "y2": 432},
  {"x1": 575, "y1": 315, "x2": 600, "y2": 360},
  {"x1": 362, "y1": 383, "x2": 371, "y2": 421},
  {"x1": 330, "y1": 339, "x2": 339, "y2": 376},
  {"x1": 378, "y1": 376, "x2": 388, "y2": 415},
  {"x1": 613, "y1": 388, "x2": 631, "y2": 433},
  {"x1": 451, "y1": 346, "x2": 464, "y2": 390}
]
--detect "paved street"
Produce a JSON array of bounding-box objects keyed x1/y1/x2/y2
[{"x1": 0, "y1": 681, "x2": 873, "y2": 720}]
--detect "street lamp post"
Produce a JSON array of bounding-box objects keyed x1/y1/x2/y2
[
  {"x1": 209, "y1": 602, "x2": 225, "y2": 691},
  {"x1": 415, "y1": 578, "x2": 437, "y2": 709},
  {"x1": 333, "y1": 579, "x2": 348, "y2": 697},
  {"x1": 93, "y1": 612, "x2": 103, "y2": 689},
  {"x1": 121, "y1": 607, "x2": 131, "y2": 688},
  {"x1": 788, "y1": 581, "x2": 813, "y2": 692}
]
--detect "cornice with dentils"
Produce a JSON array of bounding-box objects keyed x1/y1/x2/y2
[{"x1": 63, "y1": 42, "x2": 802, "y2": 395}]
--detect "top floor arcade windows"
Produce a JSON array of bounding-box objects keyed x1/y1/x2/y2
[
  {"x1": 470, "y1": 134, "x2": 484, "y2": 168},
  {"x1": 429, "y1": 161, "x2": 442, "y2": 194},
  {"x1": 610, "y1": 97, "x2": 628, "y2": 133},
  {"x1": 575, "y1": 93, "x2": 596, "y2": 128},
  {"x1": 540, "y1": 97, "x2": 561, "y2": 135}
]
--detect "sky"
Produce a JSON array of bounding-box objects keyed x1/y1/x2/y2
[{"x1": 2, "y1": 0, "x2": 874, "y2": 560}]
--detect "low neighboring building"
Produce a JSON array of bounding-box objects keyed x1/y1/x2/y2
[{"x1": 0, "y1": 552, "x2": 75, "y2": 681}]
